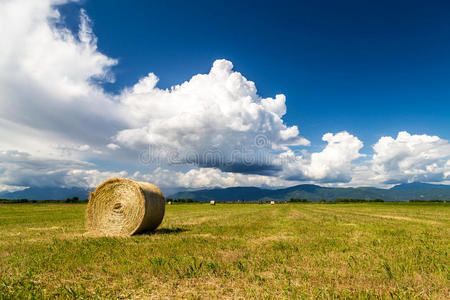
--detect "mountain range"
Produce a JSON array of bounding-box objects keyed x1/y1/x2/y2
[
  {"x1": 169, "y1": 182, "x2": 450, "y2": 202},
  {"x1": 0, "y1": 187, "x2": 90, "y2": 201},
  {"x1": 0, "y1": 182, "x2": 449, "y2": 201}
]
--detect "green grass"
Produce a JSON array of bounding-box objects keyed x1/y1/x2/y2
[{"x1": 0, "y1": 203, "x2": 448, "y2": 298}]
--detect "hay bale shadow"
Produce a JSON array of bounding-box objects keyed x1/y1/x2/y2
[{"x1": 139, "y1": 227, "x2": 189, "y2": 236}]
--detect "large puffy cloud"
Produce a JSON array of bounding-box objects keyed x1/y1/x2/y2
[
  {"x1": 0, "y1": 0, "x2": 127, "y2": 194},
  {"x1": 371, "y1": 131, "x2": 450, "y2": 184},
  {"x1": 0, "y1": 149, "x2": 293, "y2": 193},
  {"x1": 133, "y1": 167, "x2": 296, "y2": 191},
  {"x1": 0, "y1": 0, "x2": 309, "y2": 175},
  {"x1": 0, "y1": 0, "x2": 121, "y2": 157},
  {"x1": 115, "y1": 59, "x2": 309, "y2": 173},
  {"x1": 0, "y1": 150, "x2": 127, "y2": 191},
  {"x1": 0, "y1": 0, "x2": 313, "y2": 192},
  {"x1": 279, "y1": 131, "x2": 364, "y2": 182}
]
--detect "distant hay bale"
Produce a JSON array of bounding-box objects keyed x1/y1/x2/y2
[
  {"x1": 270, "y1": 201, "x2": 275, "y2": 205},
  {"x1": 210, "y1": 200, "x2": 216, "y2": 205},
  {"x1": 168, "y1": 201, "x2": 172, "y2": 205},
  {"x1": 86, "y1": 178, "x2": 165, "y2": 235}
]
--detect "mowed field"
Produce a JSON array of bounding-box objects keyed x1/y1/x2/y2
[{"x1": 0, "y1": 203, "x2": 448, "y2": 299}]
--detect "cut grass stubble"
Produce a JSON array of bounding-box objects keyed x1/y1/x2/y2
[{"x1": 0, "y1": 202, "x2": 448, "y2": 298}]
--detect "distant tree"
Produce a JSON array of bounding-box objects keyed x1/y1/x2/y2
[
  {"x1": 172, "y1": 198, "x2": 199, "y2": 203},
  {"x1": 409, "y1": 199, "x2": 443, "y2": 203},
  {"x1": 0, "y1": 198, "x2": 28, "y2": 203},
  {"x1": 334, "y1": 198, "x2": 384, "y2": 203},
  {"x1": 65, "y1": 196, "x2": 79, "y2": 203},
  {"x1": 288, "y1": 198, "x2": 308, "y2": 203}
]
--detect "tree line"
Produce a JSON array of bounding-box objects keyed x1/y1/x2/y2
[{"x1": 0, "y1": 197, "x2": 88, "y2": 203}]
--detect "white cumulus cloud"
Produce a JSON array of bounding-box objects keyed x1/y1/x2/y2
[
  {"x1": 0, "y1": 150, "x2": 128, "y2": 192},
  {"x1": 115, "y1": 59, "x2": 309, "y2": 173},
  {"x1": 371, "y1": 131, "x2": 450, "y2": 184},
  {"x1": 0, "y1": 0, "x2": 121, "y2": 157},
  {"x1": 279, "y1": 131, "x2": 364, "y2": 182},
  {"x1": 132, "y1": 167, "x2": 295, "y2": 190}
]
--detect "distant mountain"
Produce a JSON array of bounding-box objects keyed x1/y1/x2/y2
[
  {"x1": 168, "y1": 186, "x2": 276, "y2": 202},
  {"x1": 170, "y1": 182, "x2": 450, "y2": 202},
  {"x1": 390, "y1": 182, "x2": 450, "y2": 190},
  {"x1": 1, "y1": 182, "x2": 449, "y2": 202},
  {"x1": 0, "y1": 187, "x2": 90, "y2": 200}
]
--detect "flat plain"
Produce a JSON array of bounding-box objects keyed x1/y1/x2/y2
[{"x1": 0, "y1": 202, "x2": 448, "y2": 299}]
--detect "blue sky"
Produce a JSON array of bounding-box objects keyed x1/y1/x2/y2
[
  {"x1": 59, "y1": 0, "x2": 450, "y2": 149},
  {"x1": 0, "y1": 0, "x2": 449, "y2": 193}
]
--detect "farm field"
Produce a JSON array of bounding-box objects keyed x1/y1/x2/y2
[{"x1": 0, "y1": 203, "x2": 448, "y2": 298}]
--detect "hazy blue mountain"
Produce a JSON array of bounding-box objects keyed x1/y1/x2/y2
[
  {"x1": 1, "y1": 182, "x2": 449, "y2": 202},
  {"x1": 170, "y1": 183, "x2": 450, "y2": 202},
  {"x1": 1, "y1": 187, "x2": 90, "y2": 200},
  {"x1": 167, "y1": 187, "x2": 275, "y2": 202},
  {"x1": 390, "y1": 182, "x2": 450, "y2": 190}
]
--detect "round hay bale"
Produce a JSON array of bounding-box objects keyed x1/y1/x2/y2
[
  {"x1": 210, "y1": 200, "x2": 216, "y2": 205},
  {"x1": 270, "y1": 200, "x2": 275, "y2": 205},
  {"x1": 86, "y1": 178, "x2": 165, "y2": 235}
]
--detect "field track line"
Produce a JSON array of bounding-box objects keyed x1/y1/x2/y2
[{"x1": 301, "y1": 206, "x2": 447, "y2": 226}]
